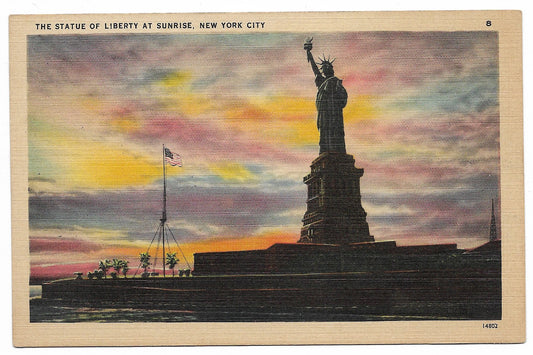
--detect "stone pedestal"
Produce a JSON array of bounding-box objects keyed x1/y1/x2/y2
[{"x1": 299, "y1": 152, "x2": 374, "y2": 244}]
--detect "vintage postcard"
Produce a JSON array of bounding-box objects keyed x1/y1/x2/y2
[{"x1": 10, "y1": 11, "x2": 524, "y2": 346}]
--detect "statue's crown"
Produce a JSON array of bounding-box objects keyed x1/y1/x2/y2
[{"x1": 318, "y1": 54, "x2": 335, "y2": 68}]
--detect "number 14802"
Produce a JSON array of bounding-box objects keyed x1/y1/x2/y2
[{"x1": 483, "y1": 323, "x2": 498, "y2": 329}]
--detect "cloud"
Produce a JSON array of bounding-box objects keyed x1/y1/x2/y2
[
  {"x1": 29, "y1": 117, "x2": 165, "y2": 190},
  {"x1": 335, "y1": 32, "x2": 498, "y2": 94},
  {"x1": 26, "y1": 31, "x2": 501, "y2": 280},
  {"x1": 388, "y1": 70, "x2": 499, "y2": 115},
  {"x1": 30, "y1": 236, "x2": 103, "y2": 253},
  {"x1": 29, "y1": 172, "x2": 306, "y2": 244},
  {"x1": 365, "y1": 181, "x2": 499, "y2": 244},
  {"x1": 128, "y1": 113, "x2": 307, "y2": 165},
  {"x1": 208, "y1": 162, "x2": 257, "y2": 182}
]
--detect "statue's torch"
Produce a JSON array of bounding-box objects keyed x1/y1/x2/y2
[{"x1": 304, "y1": 37, "x2": 313, "y2": 61}]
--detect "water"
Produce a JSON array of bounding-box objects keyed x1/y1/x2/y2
[
  {"x1": 30, "y1": 297, "x2": 455, "y2": 323},
  {"x1": 30, "y1": 299, "x2": 199, "y2": 322}
]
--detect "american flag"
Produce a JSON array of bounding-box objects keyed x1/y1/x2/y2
[{"x1": 164, "y1": 148, "x2": 182, "y2": 167}]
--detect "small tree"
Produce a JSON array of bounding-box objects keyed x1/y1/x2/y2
[
  {"x1": 121, "y1": 260, "x2": 129, "y2": 278},
  {"x1": 112, "y1": 258, "x2": 123, "y2": 276},
  {"x1": 165, "y1": 252, "x2": 179, "y2": 277},
  {"x1": 98, "y1": 259, "x2": 112, "y2": 279},
  {"x1": 139, "y1": 252, "x2": 151, "y2": 275}
]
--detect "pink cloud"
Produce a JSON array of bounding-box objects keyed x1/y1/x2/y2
[
  {"x1": 132, "y1": 114, "x2": 306, "y2": 164},
  {"x1": 30, "y1": 237, "x2": 103, "y2": 253},
  {"x1": 342, "y1": 69, "x2": 389, "y2": 93},
  {"x1": 31, "y1": 262, "x2": 98, "y2": 283}
]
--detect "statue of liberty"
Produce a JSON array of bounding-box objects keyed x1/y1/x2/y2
[{"x1": 304, "y1": 37, "x2": 348, "y2": 154}]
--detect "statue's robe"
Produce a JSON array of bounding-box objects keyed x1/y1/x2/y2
[{"x1": 315, "y1": 74, "x2": 348, "y2": 154}]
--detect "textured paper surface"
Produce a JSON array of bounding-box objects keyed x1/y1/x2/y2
[{"x1": 10, "y1": 11, "x2": 524, "y2": 346}]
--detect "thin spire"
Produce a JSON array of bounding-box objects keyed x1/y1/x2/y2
[{"x1": 489, "y1": 199, "x2": 497, "y2": 242}]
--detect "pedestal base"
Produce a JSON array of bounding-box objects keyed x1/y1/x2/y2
[{"x1": 299, "y1": 152, "x2": 374, "y2": 244}]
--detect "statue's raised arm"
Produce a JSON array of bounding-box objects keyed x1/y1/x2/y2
[{"x1": 304, "y1": 37, "x2": 322, "y2": 80}]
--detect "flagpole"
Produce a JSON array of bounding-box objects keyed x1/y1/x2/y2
[
  {"x1": 162, "y1": 144, "x2": 167, "y2": 277},
  {"x1": 162, "y1": 144, "x2": 167, "y2": 222}
]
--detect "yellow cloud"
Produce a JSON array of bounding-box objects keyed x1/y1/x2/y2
[
  {"x1": 225, "y1": 104, "x2": 270, "y2": 121},
  {"x1": 220, "y1": 96, "x2": 317, "y2": 147},
  {"x1": 344, "y1": 95, "x2": 379, "y2": 123},
  {"x1": 251, "y1": 96, "x2": 314, "y2": 121},
  {"x1": 70, "y1": 145, "x2": 162, "y2": 188},
  {"x1": 157, "y1": 70, "x2": 213, "y2": 116},
  {"x1": 173, "y1": 92, "x2": 213, "y2": 116},
  {"x1": 159, "y1": 71, "x2": 193, "y2": 88},
  {"x1": 264, "y1": 96, "x2": 315, "y2": 121},
  {"x1": 80, "y1": 95, "x2": 104, "y2": 112},
  {"x1": 284, "y1": 120, "x2": 319, "y2": 146},
  {"x1": 110, "y1": 114, "x2": 142, "y2": 134},
  {"x1": 208, "y1": 162, "x2": 255, "y2": 183},
  {"x1": 30, "y1": 119, "x2": 173, "y2": 189}
]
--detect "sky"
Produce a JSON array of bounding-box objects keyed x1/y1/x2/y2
[{"x1": 27, "y1": 32, "x2": 500, "y2": 281}]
